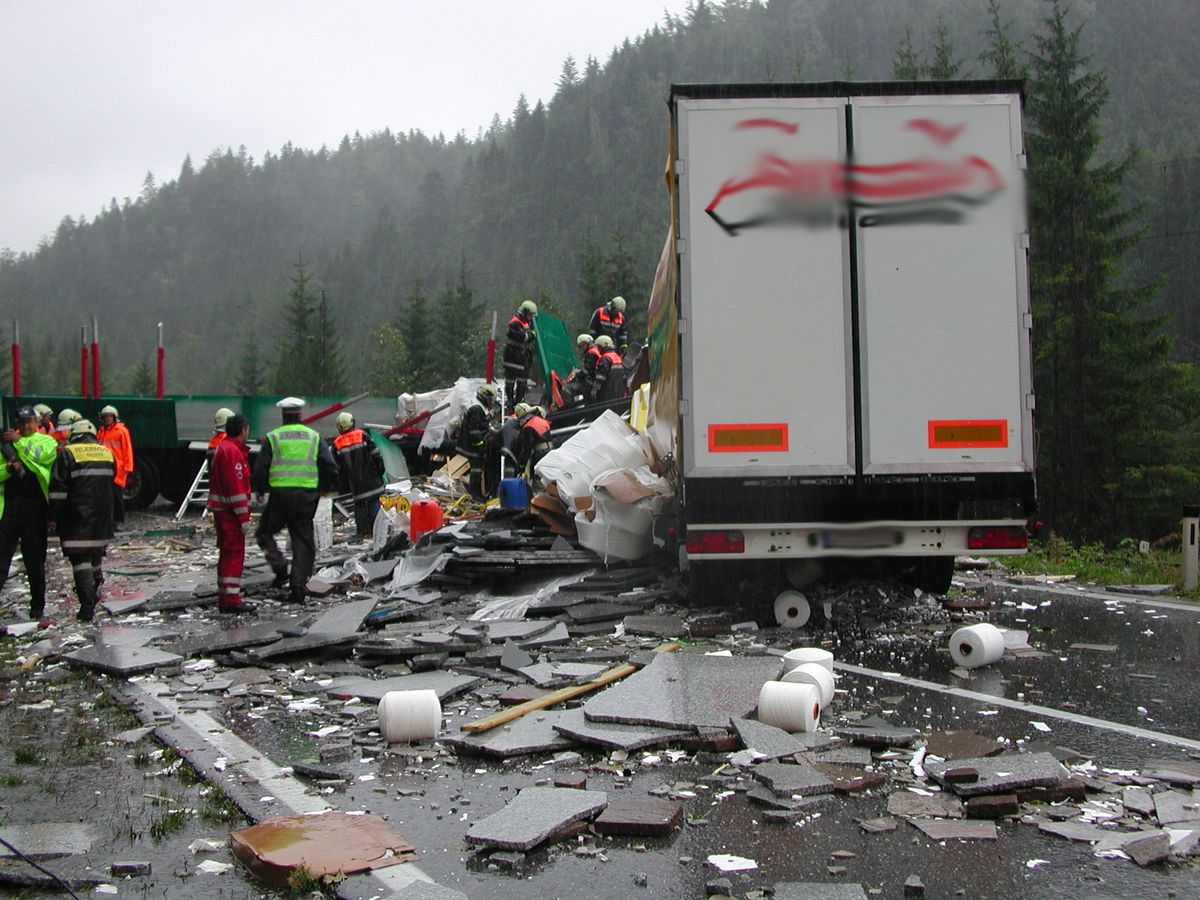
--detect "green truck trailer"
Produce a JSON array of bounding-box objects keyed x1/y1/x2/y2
[{"x1": 0, "y1": 394, "x2": 403, "y2": 510}]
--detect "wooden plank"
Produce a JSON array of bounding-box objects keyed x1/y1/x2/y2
[{"x1": 460, "y1": 642, "x2": 679, "y2": 734}]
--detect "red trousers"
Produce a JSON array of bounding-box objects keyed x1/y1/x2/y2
[{"x1": 214, "y1": 511, "x2": 246, "y2": 607}]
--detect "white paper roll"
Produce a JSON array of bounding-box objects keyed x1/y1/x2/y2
[
  {"x1": 781, "y1": 662, "x2": 835, "y2": 707},
  {"x1": 948, "y1": 623, "x2": 1005, "y2": 669},
  {"x1": 378, "y1": 689, "x2": 442, "y2": 742},
  {"x1": 757, "y1": 680, "x2": 821, "y2": 733},
  {"x1": 781, "y1": 647, "x2": 834, "y2": 675},
  {"x1": 773, "y1": 591, "x2": 811, "y2": 629}
]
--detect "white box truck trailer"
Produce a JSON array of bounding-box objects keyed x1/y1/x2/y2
[{"x1": 660, "y1": 81, "x2": 1036, "y2": 599}]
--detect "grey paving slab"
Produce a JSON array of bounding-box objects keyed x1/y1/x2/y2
[
  {"x1": 593, "y1": 798, "x2": 683, "y2": 836},
  {"x1": 360, "y1": 558, "x2": 400, "y2": 583},
  {"x1": 100, "y1": 597, "x2": 148, "y2": 615},
  {"x1": 583, "y1": 653, "x2": 782, "y2": 730},
  {"x1": 95, "y1": 625, "x2": 171, "y2": 648},
  {"x1": 790, "y1": 731, "x2": 843, "y2": 752},
  {"x1": 517, "y1": 661, "x2": 607, "y2": 688},
  {"x1": 812, "y1": 746, "x2": 873, "y2": 767},
  {"x1": 0, "y1": 823, "x2": 97, "y2": 859},
  {"x1": 911, "y1": 819, "x2": 997, "y2": 841},
  {"x1": 565, "y1": 602, "x2": 642, "y2": 624},
  {"x1": 1037, "y1": 820, "x2": 1113, "y2": 842},
  {"x1": 306, "y1": 597, "x2": 378, "y2": 638},
  {"x1": 518, "y1": 621, "x2": 571, "y2": 649},
  {"x1": 923, "y1": 730, "x2": 1005, "y2": 761},
  {"x1": 477, "y1": 620, "x2": 557, "y2": 642},
  {"x1": 622, "y1": 614, "x2": 684, "y2": 637},
  {"x1": 551, "y1": 708, "x2": 691, "y2": 751},
  {"x1": 390, "y1": 884, "x2": 469, "y2": 900},
  {"x1": 237, "y1": 633, "x2": 358, "y2": 663},
  {"x1": 926, "y1": 751, "x2": 1071, "y2": 797},
  {"x1": 1143, "y1": 758, "x2": 1200, "y2": 787},
  {"x1": 500, "y1": 641, "x2": 534, "y2": 674},
  {"x1": 326, "y1": 672, "x2": 482, "y2": 702},
  {"x1": 64, "y1": 644, "x2": 183, "y2": 675},
  {"x1": 752, "y1": 761, "x2": 836, "y2": 797},
  {"x1": 1154, "y1": 789, "x2": 1200, "y2": 825},
  {"x1": 731, "y1": 718, "x2": 810, "y2": 760},
  {"x1": 445, "y1": 709, "x2": 577, "y2": 758},
  {"x1": 1124, "y1": 786, "x2": 1158, "y2": 818},
  {"x1": 772, "y1": 885, "x2": 869, "y2": 900},
  {"x1": 886, "y1": 791, "x2": 965, "y2": 819},
  {"x1": 832, "y1": 722, "x2": 919, "y2": 748},
  {"x1": 145, "y1": 589, "x2": 207, "y2": 611},
  {"x1": 464, "y1": 786, "x2": 608, "y2": 851},
  {"x1": 160, "y1": 621, "x2": 290, "y2": 658},
  {"x1": 1126, "y1": 830, "x2": 1171, "y2": 866}
]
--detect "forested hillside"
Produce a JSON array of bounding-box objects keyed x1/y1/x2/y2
[{"x1": 2, "y1": 0, "x2": 1197, "y2": 397}]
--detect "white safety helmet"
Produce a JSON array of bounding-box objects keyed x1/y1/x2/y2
[
  {"x1": 71, "y1": 419, "x2": 97, "y2": 436},
  {"x1": 33, "y1": 403, "x2": 53, "y2": 418},
  {"x1": 213, "y1": 407, "x2": 235, "y2": 428},
  {"x1": 336, "y1": 411, "x2": 355, "y2": 433},
  {"x1": 609, "y1": 296, "x2": 627, "y2": 312},
  {"x1": 477, "y1": 384, "x2": 498, "y2": 402},
  {"x1": 518, "y1": 300, "x2": 538, "y2": 316},
  {"x1": 513, "y1": 402, "x2": 531, "y2": 418},
  {"x1": 99, "y1": 404, "x2": 119, "y2": 418},
  {"x1": 576, "y1": 333, "x2": 594, "y2": 348},
  {"x1": 58, "y1": 408, "x2": 81, "y2": 427},
  {"x1": 595, "y1": 335, "x2": 615, "y2": 350}
]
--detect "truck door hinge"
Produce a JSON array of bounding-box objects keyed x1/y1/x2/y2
[
  {"x1": 677, "y1": 318, "x2": 687, "y2": 335},
  {"x1": 1017, "y1": 152, "x2": 1028, "y2": 170},
  {"x1": 1026, "y1": 393, "x2": 1036, "y2": 411},
  {"x1": 1022, "y1": 312, "x2": 1033, "y2": 330},
  {"x1": 679, "y1": 399, "x2": 689, "y2": 416},
  {"x1": 675, "y1": 159, "x2": 685, "y2": 176},
  {"x1": 1019, "y1": 233, "x2": 1030, "y2": 250},
  {"x1": 676, "y1": 238, "x2": 686, "y2": 256}
]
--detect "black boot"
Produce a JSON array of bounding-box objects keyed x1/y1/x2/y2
[{"x1": 270, "y1": 569, "x2": 289, "y2": 589}]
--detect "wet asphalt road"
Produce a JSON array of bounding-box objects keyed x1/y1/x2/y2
[{"x1": 212, "y1": 577, "x2": 1200, "y2": 899}]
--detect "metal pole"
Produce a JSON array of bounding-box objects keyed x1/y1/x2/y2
[
  {"x1": 156, "y1": 322, "x2": 164, "y2": 399},
  {"x1": 1183, "y1": 505, "x2": 1199, "y2": 591},
  {"x1": 10, "y1": 320, "x2": 19, "y2": 396},
  {"x1": 80, "y1": 325, "x2": 89, "y2": 397},
  {"x1": 91, "y1": 316, "x2": 101, "y2": 398},
  {"x1": 485, "y1": 310, "x2": 497, "y2": 382}
]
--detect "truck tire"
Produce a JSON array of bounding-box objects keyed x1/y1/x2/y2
[
  {"x1": 122, "y1": 457, "x2": 160, "y2": 510},
  {"x1": 912, "y1": 556, "x2": 955, "y2": 595}
]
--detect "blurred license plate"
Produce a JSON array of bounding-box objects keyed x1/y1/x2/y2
[{"x1": 820, "y1": 529, "x2": 902, "y2": 549}]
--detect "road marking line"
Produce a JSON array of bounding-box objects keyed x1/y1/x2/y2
[
  {"x1": 835, "y1": 661, "x2": 1200, "y2": 753},
  {"x1": 996, "y1": 580, "x2": 1200, "y2": 614}
]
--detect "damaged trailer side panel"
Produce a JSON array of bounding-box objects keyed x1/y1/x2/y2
[{"x1": 670, "y1": 82, "x2": 1036, "y2": 584}]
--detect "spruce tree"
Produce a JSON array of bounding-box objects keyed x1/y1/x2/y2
[
  {"x1": 892, "y1": 25, "x2": 925, "y2": 80},
  {"x1": 979, "y1": 0, "x2": 1025, "y2": 80},
  {"x1": 130, "y1": 360, "x2": 154, "y2": 395},
  {"x1": 272, "y1": 255, "x2": 318, "y2": 394},
  {"x1": 928, "y1": 17, "x2": 967, "y2": 80},
  {"x1": 368, "y1": 323, "x2": 408, "y2": 395},
  {"x1": 235, "y1": 335, "x2": 263, "y2": 395},
  {"x1": 402, "y1": 279, "x2": 436, "y2": 392},
  {"x1": 312, "y1": 290, "x2": 347, "y2": 395},
  {"x1": 1026, "y1": 1, "x2": 1178, "y2": 540}
]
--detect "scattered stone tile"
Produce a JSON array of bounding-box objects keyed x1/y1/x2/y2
[
  {"x1": 554, "y1": 773, "x2": 587, "y2": 790},
  {"x1": 1040, "y1": 804, "x2": 1080, "y2": 821},
  {"x1": 552, "y1": 708, "x2": 691, "y2": 752},
  {"x1": 1143, "y1": 758, "x2": 1200, "y2": 787},
  {"x1": 446, "y1": 710, "x2": 577, "y2": 758},
  {"x1": 0, "y1": 823, "x2": 97, "y2": 859},
  {"x1": 760, "y1": 796, "x2": 834, "y2": 823},
  {"x1": 832, "y1": 722, "x2": 918, "y2": 748},
  {"x1": 594, "y1": 798, "x2": 683, "y2": 836},
  {"x1": 390, "y1": 882, "x2": 470, "y2": 900},
  {"x1": 100, "y1": 597, "x2": 149, "y2": 615},
  {"x1": 305, "y1": 598, "x2": 378, "y2": 638},
  {"x1": 731, "y1": 718, "x2": 810, "y2": 760},
  {"x1": 886, "y1": 792, "x2": 965, "y2": 819},
  {"x1": 110, "y1": 861, "x2": 151, "y2": 876},
  {"x1": 464, "y1": 786, "x2": 608, "y2": 851},
  {"x1": 64, "y1": 644, "x2": 182, "y2": 675},
  {"x1": 518, "y1": 661, "x2": 607, "y2": 688},
  {"x1": 584, "y1": 653, "x2": 782, "y2": 731},
  {"x1": 812, "y1": 763, "x2": 885, "y2": 793},
  {"x1": 291, "y1": 762, "x2": 350, "y2": 781},
  {"x1": 942, "y1": 767, "x2": 979, "y2": 784},
  {"x1": 160, "y1": 621, "x2": 288, "y2": 658},
  {"x1": 752, "y1": 762, "x2": 836, "y2": 797},
  {"x1": 923, "y1": 730, "x2": 1004, "y2": 761},
  {"x1": 1037, "y1": 820, "x2": 1112, "y2": 842},
  {"x1": 498, "y1": 685, "x2": 551, "y2": 706},
  {"x1": 1022, "y1": 740, "x2": 1090, "y2": 764},
  {"x1": 772, "y1": 884, "x2": 868, "y2": 900},
  {"x1": 747, "y1": 785, "x2": 802, "y2": 810},
  {"x1": 113, "y1": 726, "x2": 155, "y2": 744},
  {"x1": 1154, "y1": 789, "x2": 1200, "y2": 825},
  {"x1": 903, "y1": 875, "x2": 925, "y2": 897},
  {"x1": 1123, "y1": 786, "x2": 1158, "y2": 818},
  {"x1": 481, "y1": 619, "x2": 556, "y2": 642},
  {"x1": 926, "y1": 752, "x2": 1070, "y2": 797},
  {"x1": 566, "y1": 602, "x2": 643, "y2": 624},
  {"x1": 518, "y1": 622, "x2": 572, "y2": 649},
  {"x1": 237, "y1": 633, "x2": 358, "y2": 663},
  {"x1": 910, "y1": 818, "x2": 997, "y2": 841},
  {"x1": 965, "y1": 794, "x2": 1019, "y2": 819},
  {"x1": 1016, "y1": 780, "x2": 1087, "y2": 804},
  {"x1": 1069, "y1": 643, "x2": 1118, "y2": 653},
  {"x1": 1124, "y1": 830, "x2": 1171, "y2": 866},
  {"x1": 812, "y1": 746, "x2": 872, "y2": 767},
  {"x1": 305, "y1": 578, "x2": 337, "y2": 597},
  {"x1": 623, "y1": 614, "x2": 684, "y2": 638},
  {"x1": 857, "y1": 816, "x2": 899, "y2": 833},
  {"x1": 326, "y1": 672, "x2": 481, "y2": 702}
]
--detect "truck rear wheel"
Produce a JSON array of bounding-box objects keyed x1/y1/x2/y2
[
  {"x1": 911, "y1": 556, "x2": 955, "y2": 595},
  {"x1": 122, "y1": 457, "x2": 160, "y2": 510}
]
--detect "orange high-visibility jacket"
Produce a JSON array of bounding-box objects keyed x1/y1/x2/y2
[{"x1": 97, "y1": 421, "x2": 135, "y2": 487}]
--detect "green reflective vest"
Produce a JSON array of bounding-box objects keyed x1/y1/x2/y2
[
  {"x1": 266, "y1": 424, "x2": 320, "y2": 489},
  {"x1": 0, "y1": 430, "x2": 58, "y2": 518}
]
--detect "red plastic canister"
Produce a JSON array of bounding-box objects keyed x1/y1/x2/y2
[{"x1": 409, "y1": 499, "x2": 445, "y2": 543}]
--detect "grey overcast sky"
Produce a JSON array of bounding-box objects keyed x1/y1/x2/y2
[{"x1": 0, "y1": 1, "x2": 690, "y2": 254}]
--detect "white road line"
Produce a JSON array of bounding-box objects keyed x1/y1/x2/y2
[
  {"x1": 135, "y1": 678, "x2": 437, "y2": 894},
  {"x1": 996, "y1": 579, "x2": 1200, "y2": 614},
  {"x1": 835, "y1": 661, "x2": 1200, "y2": 753}
]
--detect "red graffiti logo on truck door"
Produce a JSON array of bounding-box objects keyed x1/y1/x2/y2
[{"x1": 705, "y1": 117, "x2": 1006, "y2": 235}]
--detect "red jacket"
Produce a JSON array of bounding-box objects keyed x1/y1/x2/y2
[
  {"x1": 207, "y1": 436, "x2": 251, "y2": 521},
  {"x1": 97, "y1": 421, "x2": 134, "y2": 487}
]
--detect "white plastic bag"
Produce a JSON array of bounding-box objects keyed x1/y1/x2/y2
[{"x1": 314, "y1": 496, "x2": 333, "y2": 553}]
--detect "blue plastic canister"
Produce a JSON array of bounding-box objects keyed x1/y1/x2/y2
[{"x1": 498, "y1": 477, "x2": 529, "y2": 509}]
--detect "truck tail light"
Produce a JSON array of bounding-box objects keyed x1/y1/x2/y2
[
  {"x1": 967, "y1": 525, "x2": 1028, "y2": 550},
  {"x1": 686, "y1": 530, "x2": 745, "y2": 554}
]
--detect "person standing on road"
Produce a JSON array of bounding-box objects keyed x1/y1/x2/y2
[
  {"x1": 331, "y1": 412, "x2": 386, "y2": 539},
  {"x1": 207, "y1": 414, "x2": 255, "y2": 614},
  {"x1": 207, "y1": 407, "x2": 235, "y2": 463},
  {"x1": 503, "y1": 300, "x2": 538, "y2": 411},
  {"x1": 588, "y1": 296, "x2": 629, "y2": 358},
  {"x1": 48, "y1": 419, "x2": 115, "y2": 623},
  {"x1": 97, "y1": 405, "x2": 134, "y2": 526},
  {"x1": 252, "y1": 397, "x2": 337, "y2": 604},
  {"x1": 0, "y1": 406, "x2": 59, "y2": 620}
]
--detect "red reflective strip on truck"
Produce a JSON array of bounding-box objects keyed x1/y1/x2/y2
[
  {"x1": 927, "y1": 419, "x2": 1008, "y2": 449},
  {"x1": 707, "y1": 423, "x2": 789, "y2": 453}
]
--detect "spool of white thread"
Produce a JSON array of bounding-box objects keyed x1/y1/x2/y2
[
  {"x1": 948, "y1": 622, "x2": 1005, "y2": 669},
  {"x1": 781, "y1": 661, "x2": 835, "y2": 707},
  {"x1": 377, "y1": 689, "x2": 442, "y2": 742},
  {"x1": 774, "y1": 590, "x2": 811, "y2": 629},
  {"x1": 757, "y1": 680, "x2": 821, "y2": 733},
  {"x1": 781, "y1": 647, "x2": 834, "y2": 675}
]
